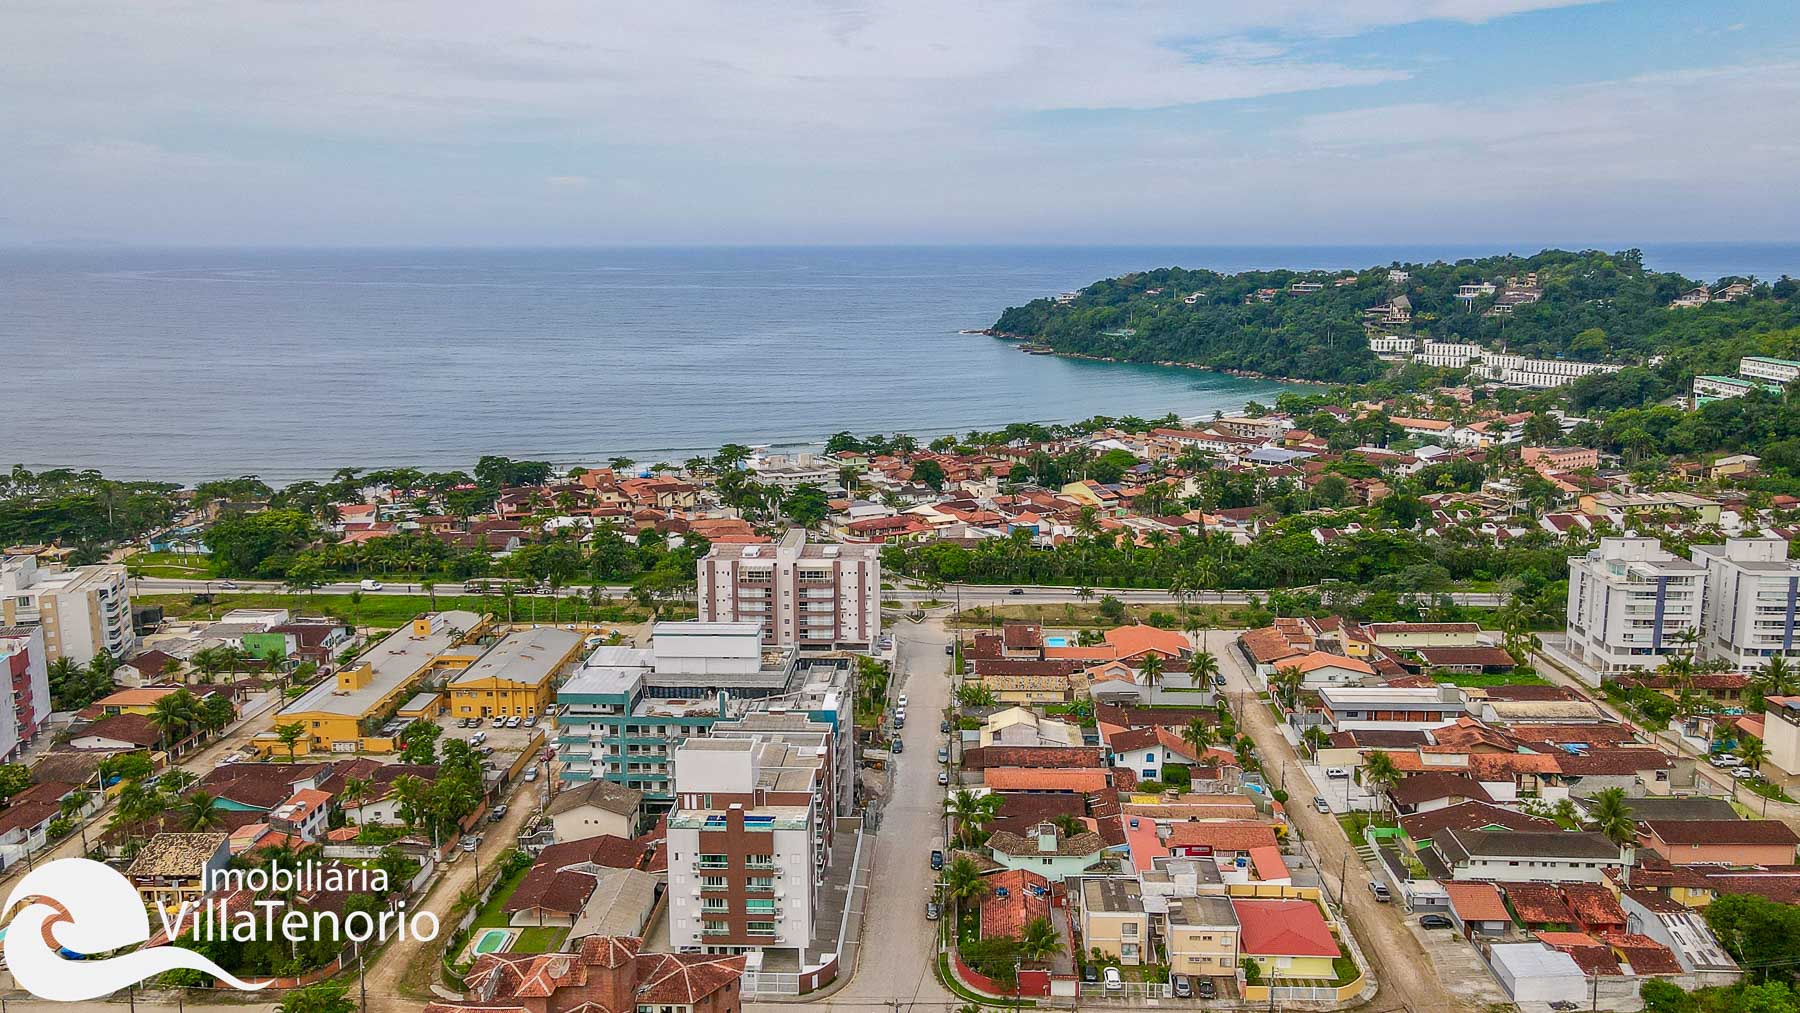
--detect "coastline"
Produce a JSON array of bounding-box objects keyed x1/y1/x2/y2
[{"x1": 969, "y1": 328, "x2": 1332, "y2": 388}]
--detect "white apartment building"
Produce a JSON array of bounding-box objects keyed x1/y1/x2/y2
[
  {"x1": 665, "y1": 735, "x2": 827, "y2": 957},
  {"x1": 1565, "y1": 538, "x2": 1705, "y2": 673},
  {"x1": 697, "y1": 530, "x2": 879, "y2": 651},
  {"x1": 749, "y1": 453, "x2": 842, "y2": 493},
  {"x1": 1740, "y1": 356, "x2": 1800, "y2": 385},
  {"x1": 0, "y1": 557, "x2": 134, "y2": 665},
  {"x1": 1367, "y1": 335, "x2": 1417, "y2": 361},
  {"x1": 1693, "y1": 538, "x2": 1800, "y2": 669},
  {"x1": 0, "y1": 626, "x2": 52, "y2": 762},
  {"x1": 1414, "y1": 341, "x2": 1484, "y2": 369}
]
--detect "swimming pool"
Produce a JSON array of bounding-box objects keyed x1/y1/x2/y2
[
  {"x1": 472, "y1": 927, "x2": 518, "y2": 955},
  {"x1": 1045, "y1": 636, "x2": 1069, "y2": 648}
]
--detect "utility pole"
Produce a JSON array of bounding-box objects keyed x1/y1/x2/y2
[{"x1": 359, "y1": 950, "x2": 368, "y2": 1013}]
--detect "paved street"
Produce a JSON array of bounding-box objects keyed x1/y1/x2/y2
[
  {"x1": 1206, "y1": 629, "x2": 1474, "y2": 1013},
  {"x1": 130, "y1": 575, "x2": 1508, "y2": 609},
  {"x1": 785, "y1": 617, "x2": 954, "y2": 1013}
]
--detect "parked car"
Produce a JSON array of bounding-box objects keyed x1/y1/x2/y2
[
  {"x1": 490, "y1": 804, "x2": 509, "y2": 821},
  {"x1": 1313, "y1": 796, "x2": 1330, "y2": 814},
  {"x1": 1171, "y1": 975, "x2": 1191, "y2": 999},
  {"x1": 524, "y1": 768, "x2": 539, "y2": 782},
  {"x1": 461, "y1": 837, "x2": 478, "y2": 852},
  {"x1": 937, "y1": 771, "x2": 949, "y2": 785},
  {"x1": 523, "y1": 715, "x2": 537, "y2": 728},
  {"x1": 1081, "y1": 965, "x2": 1098, "y2": 985},
  {"x1": 1419, "y1": 914, "x2": 1453, "y2": 929},
  {"x1": 945, "y1": 643, "x2": 955, "y2": 655},
  {"x1": 471, "y1": 732, "x2": 486, "y2": 746},
  {"x1": 930, "y1": 850, "x2": 944, "y2": 870},
  {"x1": 937, "y1": 747, "x2": 949, "y2": 763},
  {"x1": 1368, "y1": 881, "x2": 1391, "y2": 902},
  {"x1": 897, "y1": 694, "x2": 908, "y2": 708},
  {"x1": 925, "y1": 901, "x2": 940, "y2": 921},
  {"x1": 892, "y1": 740, "x2": 904, "y2": 754},
  {"x1": 1325, "y1": 767, "x2": 1350, "y2": 779},
  {"x1": 940, "y1": 720, "x2": 950, "y2": 733},
  {"x1": 490, "y1": 715, "x2": 505, "y2": 728},
  {"x1": 1213, "y1": 675, "x2": 1227, "y2": 688},
  {"x1": 360, "y1": 579, "x2": 384, "y2": 591},
  {"x1": 1732, "y1": 766, "x2": 1759, "y2": 779},
  {"x1": 1708, "y1": 753, "x2": 1737, "y2": 767},
  {"x1": 506, "y1": 716, "x2": 521, "y2": 729},
  {"x1": 1103, "y1": 967, "x2": 1123, "y2": 992},
  {"x1": 1196, "y1": 979, "x2": 1216, "y2": 1000}
]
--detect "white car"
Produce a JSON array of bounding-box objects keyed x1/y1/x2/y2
[
  {"x1": 360, "y1": 579, "x2": 384, "y2": 591},
  {"x1": 524, "y1": 768, "x2": 539, "y2": 782},
  {"x1": 1732, "y1": 766, "x2": 1759, "y2": 779}
]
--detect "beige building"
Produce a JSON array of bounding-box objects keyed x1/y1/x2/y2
[
  {"x1": 1762, "y1": 697, "x2": 1800, "y2": 776},
  {"x1": 0, "y1": 556, "x2": 134, "y2": 665},
  {"x1": 1080, "y1": 878, "x2": 1151, "y2": 965},
  {"x1": 1164, "y1": 895, "x2": 1240, "y2": 979},
  {"x1": 697, "y1": 530, "x2": 880, "y2": 651}
]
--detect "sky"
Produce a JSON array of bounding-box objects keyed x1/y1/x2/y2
[{"x1": 4, "y1": 0, "x2": 1799, "y2": 246}]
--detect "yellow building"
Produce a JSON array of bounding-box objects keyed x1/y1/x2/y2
[
  {"x1": 448, "y1": 626, "x2": 584, "y2": 719},
  {"x1": 276, "y1": 611, "x2": 488, "y2": 752},
  {"x1": 1163, "y1": 895, "x2": 1240, "y2": 979},
  {"x1": 1080, "y1": 878, "x2": 1152, "y2": 965}
]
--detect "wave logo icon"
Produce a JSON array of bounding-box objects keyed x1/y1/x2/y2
[{"x1": 3, "y1": 858, "x2": 269, "y2": 1000}]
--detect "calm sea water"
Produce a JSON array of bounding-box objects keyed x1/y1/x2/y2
[{"x1": 4, "y1": 243, "x2": 1797, "y2": 484}]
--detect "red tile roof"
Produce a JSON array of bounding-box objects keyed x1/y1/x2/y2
[
  {"x1": 1505, "y1": 884, "x2": 1574, "y2": 925},
  {"x1": 1444, "y1": 881, "x2": 1510, "y2": 924},
  {"x1": 961, "y1": 746, "x2": 1106, "y2": 770},
  {"x1": 1561, "y1": 883, "x2": 1627, "y2": 930},
  {"x1": 1165, "y1": 821, "x2": 1279, "y2": 853},
  {"x1": 1643, "y1": 819, "x2": 1800, "y2": 847},
  {"x1": 1231, "y1": 899, "x2": 1338, "y2": 958},
  {"x1": 979, "y1": 868, "x2": 1053, "y2": 940}
]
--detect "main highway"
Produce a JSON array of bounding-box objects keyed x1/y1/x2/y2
[{"x1": 130, "y1": 576, "x2": 1508, "y2": 608}]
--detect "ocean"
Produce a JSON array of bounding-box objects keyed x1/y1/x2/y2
[{"x1": 4, "y1": 243, "x2": 1797, "y2": 484}]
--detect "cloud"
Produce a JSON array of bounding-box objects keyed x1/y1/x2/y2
[{"x1": 9, "y1": 0, "x2": 1787, "y2": 244}]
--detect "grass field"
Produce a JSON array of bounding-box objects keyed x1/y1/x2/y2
[{"x1": 140, "y1": 591, "x2": 663, "y2": 628}]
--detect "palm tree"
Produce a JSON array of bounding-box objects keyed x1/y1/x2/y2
[
  {"x1": 943, "y1": 855, "x2": 986, "y2": 908},
  {"x1": 342, "y1": 776, "x2": 373, "y2": 823},
  {"x1": 1138, "y1": 653, "x2": 1164, "y2": 691},
  {"x1": 421, "y1": 579, "x2": 437, "y2": 610},
  {"x1": 1741, "y1": 737, "x2": 1770, "y2": 775},
  {"x1": 1301, "y1": 725, "x2": 1331, "y2": 760},
  {"x1": 148, "y1": 689, "x2": 200, "y2": 753},
  {"x1": 1363, "y1": 750, "x2": 1401, "y2": 817},
  {"x1": 1586, "y1": 787, "x2": 1638, "y2": 850},
  {"x1": 1270, "y1": 665, "x2": 1304, "y2": 709},
  {"x1": 1018, "y1": 916, "x2": 1064, "y2": 963},
  {"x1": 1759, "y1": 656, "x2": 1797, "y2": 699},
  {"x1": 182, "y1": 790, "x2": 224, "y2": 831},
  {"x1": 1188, "y1": 650, "x2": 1221, "y2": 688},
  {"x1": 1181, "y1": 718, "x2": 1214, "y2": 762}
]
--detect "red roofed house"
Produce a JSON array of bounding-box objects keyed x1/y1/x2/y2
[
  {"x1": 1103, "y1": 625, "x2": 1192, "y2": 663},
  {"x1": 425, "y1": 935, "x2": 744, "y2": 1013},
  {"x1": 979, "y1": 869, "x2": 1053, "y2": 941},
  {"x1": 1442, "y1": 882, "x2": 1511, "y2": 938},
  {"x1": 1231, "y1": 899, "x2": 1339, "y2": 977},
  {"x1": 1638, "y1": 820, "x2": 1800, "y2": 867},
  {"x1": 1165, "y1": 821, "x2": 1279, "y2": 860}
]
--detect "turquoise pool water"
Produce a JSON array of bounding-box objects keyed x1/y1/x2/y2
[{"x1": 1045, "y1": 636, "x2": 1069, "y2": 648}]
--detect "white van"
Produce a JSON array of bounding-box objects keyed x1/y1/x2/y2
[{"x1": 360, "y1": 579, "x2": 384, "y2": 591}]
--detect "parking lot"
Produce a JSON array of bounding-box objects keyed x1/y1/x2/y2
[{"x1": 1303, "y1": 764, "x2": 1380, "y2": 813}]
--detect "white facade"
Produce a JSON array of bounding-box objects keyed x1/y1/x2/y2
[
  {"x1": 1414, "y1": 341, "x2": 1483, "y2": 368},
  {"x1": 1741, "y1": 356, "x2": 1800, "y2": 384},
  {"x1": 1565, "y1": 538, "x2": 1706, "y2": 673},
  {"x1": 698, "y1": 530, "x2": 880, "y2": 651},
  {"x1": 0, "y1": 626, "x2": 50, "y2": 762},
  {"x1": 749, "y1": 453, "x2": 842, "y2": 493},
  {"x1": 0, "y1": 558, "x2": 135, "y2": 665},
  {"x1": 1693, "y1": 538, "x2": 1800, "y2": 668},
  {"x1": 1367, "y1": 334, "x2": 1416, "y2": 361}
]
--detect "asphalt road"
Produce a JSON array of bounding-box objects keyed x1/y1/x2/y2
[
  {"x1": 783, "y1": 616, "x2": 955, "y2": 1013},
  {"x1": 131, "y1": 575, "x2": 1507, "y2": 609},
  {"x1": 1209, "y1": 629, "x2": 1471, "y2": 1013}
]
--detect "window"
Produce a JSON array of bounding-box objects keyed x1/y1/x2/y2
[
  {"x1": 747, "y1": 921, "x2": 776, "y2": 937},
  {"x1": 697, "y1": 854, "x2": 729, "y2": 869}
]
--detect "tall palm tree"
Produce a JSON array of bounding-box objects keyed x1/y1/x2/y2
[
  {"x1": 148, "y1": 690, "x2": 199, "y2": 752},
  {"x1": 1759, "y1": 656, "x2": 1797, "y2": 699},
  {"x1": 1586, "y1": 787, "x2": 1638, "y2": 850},
  {"x1": 1188, "y1": 650, "x2": 1221, "y2": 688},
  {"x1": 1181, "y1": 718, "x2": 1214, "y2": 762},
  {"x1": 1138, "y1": 653, "x2": 1164, "y2": 691},
  {"x1": 1363, "y1": 750, "x2": 1401, "y2": 817},
  {"x1": 1741, "y1": 737, "x2": 1770, "y2": 774}
]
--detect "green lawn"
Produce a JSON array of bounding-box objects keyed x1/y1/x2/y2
[
  {"x1": 1429, "y1": 669, "x2": 1551, "y2": 688},
  {"x1": 140, "y1": 591, "x2": 656, "y2": 628}
]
